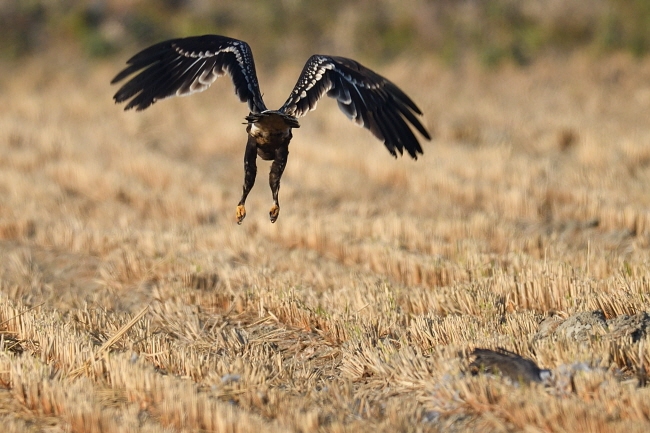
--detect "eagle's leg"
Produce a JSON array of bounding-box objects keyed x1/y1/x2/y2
[
  {"x1": 236, "y1": 137, "x2": 258, "y2": 224},
  {"x1": 268, "y1": 145, "x2": 289, "y2": 223}
]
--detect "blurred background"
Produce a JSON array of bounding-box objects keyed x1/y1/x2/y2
[{"x1": 2, "y1": 0, "x2": 650, "y2": 67}]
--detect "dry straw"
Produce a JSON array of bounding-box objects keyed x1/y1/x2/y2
[{"x1": 1, "y1": 51, "x2": 650, "y2": 431}]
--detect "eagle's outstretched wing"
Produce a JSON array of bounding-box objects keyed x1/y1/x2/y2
[
  {"x1": 279, "y1": 55, "x2": 430, "y2": 159},
  {"x1": 111, "y1": 35, "x2": 267, "y2": 113}
]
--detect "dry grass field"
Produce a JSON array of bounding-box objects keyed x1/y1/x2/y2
[{"x1": 1, "y1": 49, "x2": 650, "y2": 432}]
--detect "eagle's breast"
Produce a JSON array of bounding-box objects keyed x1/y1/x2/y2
[{"x1": 247, "y1": 110, "x2": 299, "y2": 147}]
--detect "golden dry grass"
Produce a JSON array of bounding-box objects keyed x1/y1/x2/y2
[{"x1": 1, "y1": 50, "x2": 650, "y2": 432}]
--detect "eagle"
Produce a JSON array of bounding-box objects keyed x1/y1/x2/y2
[{"x1": 111, "y1": 35, "x2": 431, "y2": 224}]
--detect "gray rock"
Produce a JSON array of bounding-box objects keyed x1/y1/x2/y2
[
  {"x1": 552, "y1": 310, "x2": 607, "y2": 342},
  {"x1": 534, "y1": 310, "x2": 650, "y2": 343},
  {"x1": 606, "y1": 312, "x2": 650, "y2": 342}
]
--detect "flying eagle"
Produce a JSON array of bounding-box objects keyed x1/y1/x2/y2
[{"x1": 112, "y1": 35, "x2": 431, "y2": 224}]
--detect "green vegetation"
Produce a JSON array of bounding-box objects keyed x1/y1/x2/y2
[{"x1": 3, "y1": 0, "x2": 650, "y2": 65}]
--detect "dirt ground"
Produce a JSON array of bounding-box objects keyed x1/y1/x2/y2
[{"x1": 1, "y1": 50, "x2": 650, "y2": 432}]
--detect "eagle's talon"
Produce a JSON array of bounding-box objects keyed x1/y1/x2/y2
[
  {"x1": 269, "y1": 204, "x2": 280, "y2": 223},
  {"x1": 236, "y1": 205, "x2": 246, "y2": 224}
]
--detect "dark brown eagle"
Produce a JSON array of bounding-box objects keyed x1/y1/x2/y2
[{"x1": 112, "y1": 35, "x2": 431, "y2": 224}]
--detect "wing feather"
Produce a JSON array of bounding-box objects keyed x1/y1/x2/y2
[
  {"x1": 111, "y1": 35, "x2": 267, "y2": 112},
  {"x1": 280, "y1": 55, "x2": 430, "y2": 159},
  {"x1": 337, "y1": 100, "x2": 357, "y2": 121}
]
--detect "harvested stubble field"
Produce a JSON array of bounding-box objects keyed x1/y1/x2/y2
[{"x1": 1, "y1": 50, "x2": 650, "y2": 432}]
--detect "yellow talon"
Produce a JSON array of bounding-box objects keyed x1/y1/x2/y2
[
  {"x1": 269, "y1": 204, "x2": 280, "y2": 223},
  {"x1": 236, "y1": 205, "x2": 246, "y2": 224}
]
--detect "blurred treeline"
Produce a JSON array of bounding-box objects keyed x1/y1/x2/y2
[{"x1": 2, "y1": 0, "x2": 650, "y2": 67}]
